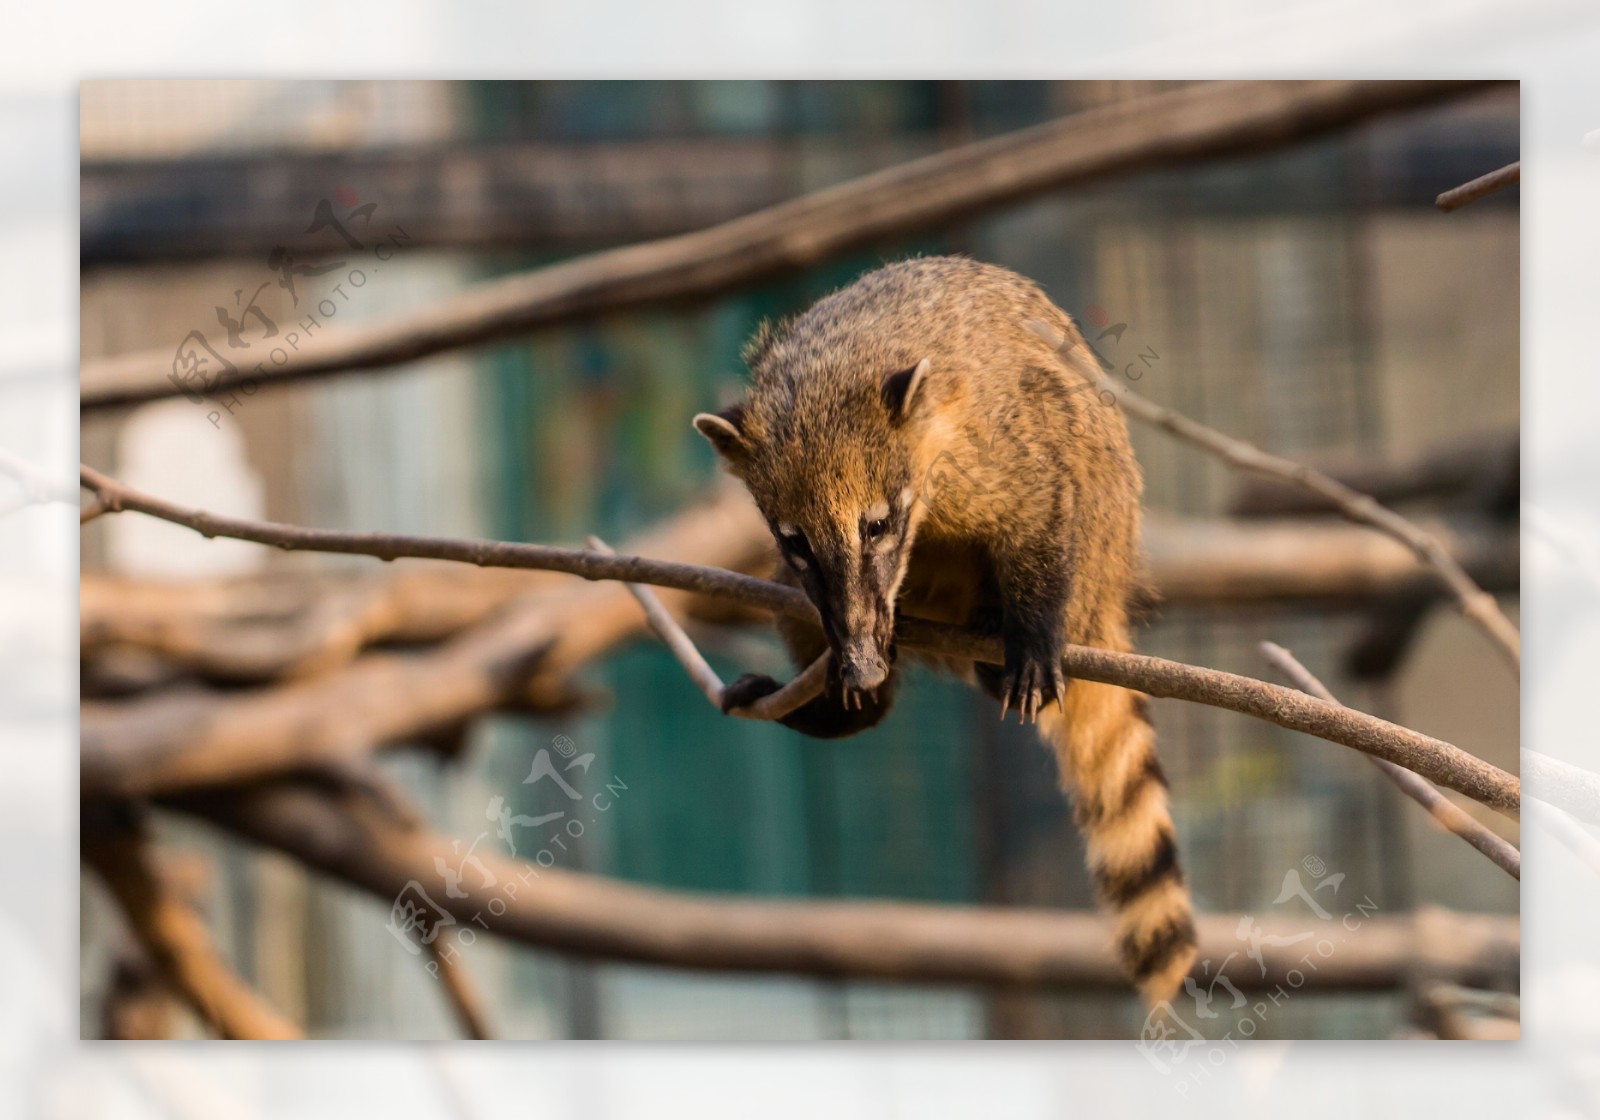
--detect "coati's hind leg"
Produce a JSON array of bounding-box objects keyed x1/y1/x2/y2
[{"x1": 721, "y1": 569, "x2": 898, "y2": 739}]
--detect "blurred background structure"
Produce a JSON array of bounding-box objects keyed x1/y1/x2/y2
[{"x1": 78, "y1": 80, "x2": 1519, "y2": 1040}]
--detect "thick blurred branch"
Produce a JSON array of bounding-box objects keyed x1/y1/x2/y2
[
  {"x1": 80, "y1": 79, "x2": 1493, "y2": 412},
  {"x1": 1261, "y1": 642, "x2": 1520, "y2": 880},
  {"x1": 172, "y1": 778, "x2": 1520, "y2": 994},
  {"x1": 82, "y1": 807, "x2": 301, "y2": 1040},
  {"x1": 82, "y1": 484, "x2": 771, "y2": 799},
  {"x1": 1144, "y1": 513, "x2": 1515, "y2": 607},
  {"x1": 1227, "y1": 430, "x2": 1517, "y2": 520}
]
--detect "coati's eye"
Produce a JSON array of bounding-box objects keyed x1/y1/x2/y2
[{"x1": 861, "y1": 501, "x2": 892, "y2": 548}]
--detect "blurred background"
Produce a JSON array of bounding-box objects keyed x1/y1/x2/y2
[{"x1": 78, "y1": 80, "x2": 1519, "y2": 1041}]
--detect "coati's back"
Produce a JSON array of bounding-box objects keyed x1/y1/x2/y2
[{"x1": 697, "y1": 256, "x2": 1198, "y2": 1007}]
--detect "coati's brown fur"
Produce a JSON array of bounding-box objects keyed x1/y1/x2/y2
[{"x1": 693, "y1": 256, "x2": 1197, "y2": 1007}]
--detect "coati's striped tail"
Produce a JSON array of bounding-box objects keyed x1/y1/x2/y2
[{"x1": 1037, "y1": 680, "x2": 1197, "y2": 1006}]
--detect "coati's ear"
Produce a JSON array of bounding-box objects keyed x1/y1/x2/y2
[
  {"x1": 879, "y1": 358, "x2": 931, "y2": 424},
  {"x1": 693, "y1": 404, "x2": 750, "y2": 461}
]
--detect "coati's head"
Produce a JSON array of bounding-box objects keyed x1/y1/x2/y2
[{"x1": 693, "y1": 353, "x2": 935, "y2": 695}]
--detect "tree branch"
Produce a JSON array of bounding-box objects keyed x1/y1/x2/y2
[
  {"x1": 82, "y1": 807, "x2": 301, "y2": 1040},
  {"x1": 588, "y1": 534, "x2": 828, "y2": 720},
  {"x1": 170, "y1": 778, "x2": 1520, "y2": 995},
  {"x1": 82, "y1": 483, "x2": 773, "y2": 799},
  {"x1": 1260, "y1": 642, "x2": 1519, "y2": 879},
  {"x1": 1436, "y1": 160, "x2": 1520, "y2": 212},
  {"x1": 1227, "y1": 430, "x2": 1517, "y2": 519},
  {"x1": 79, "y1": 464, "x2": 1520, "y2": 815},
  {"x1": 424, "y1": 928, "x2": 495, "y2": 1040},
  {"x1": 1028, "y1": 320, "x2": 1521, "y2": 669},
  {"x1": 79, "y1": 80, "x2": 1495, "y2": 412},
  {"x1": 82, "y1": 512, "x2": 1516, "y2": 688},
  {"x1": 81, "y1": 487, "x2": 770, "y2": 684}
]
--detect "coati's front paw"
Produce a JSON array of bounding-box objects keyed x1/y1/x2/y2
[
  {"x1": 720, "y1": 672, "x2": 784, "y2": 714},
  {"x1": 998, "y1": 637, "x2": 1067, "y2": 725}
]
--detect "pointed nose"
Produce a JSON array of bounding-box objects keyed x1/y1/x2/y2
[{"x1": 839, "y1": 646, "x2": 889, "y2": 691}]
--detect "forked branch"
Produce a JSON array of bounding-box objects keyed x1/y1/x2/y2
[{"x1": 1260, "y1": 642, "x2": 1519, "y2": 879}]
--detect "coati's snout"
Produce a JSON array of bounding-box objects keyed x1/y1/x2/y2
[
  {"x1": 806, "y1": 544, "x2": 896, "y2": 691},
  {"x1": 772, "y1": 513, "x2": 902, "y2": 694},
  {"x1": 837, "y1": 643, "x2": 891, "y2": 692}
]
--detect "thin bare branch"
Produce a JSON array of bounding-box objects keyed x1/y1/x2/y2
[
  {"x1": 81, "y1": 512, "x2": 1515, "y2": 688},
  {"x1": 1260, "y1": 642, "x2": 1519, "y2": 879},
  {"x1": 1028, "y1": 320, "x2": 1520, "y2": 669},
  {"x1": 80, "y1": 80, "x2": 1495, "y2": 412},
  {"x1": 424, "y1": 929, "x2": 496, "y2": 1041},
  {"x1": 588, "y1": 534, "x2": 828, "y2": 720},
  {"x1": 79, "y1": 463, "x2": 1520, "y2": 815},
  {"x1": 1436, "y1": 160, "x2": 1520, "y2": 212}
]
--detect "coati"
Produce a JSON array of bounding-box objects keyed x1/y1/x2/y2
[{"x1": 692, "y1": 256, "x2": 1197, "y2": 1008}]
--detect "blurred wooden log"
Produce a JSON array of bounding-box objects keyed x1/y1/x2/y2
[
  {"x1": 1227, "y1": 430, "x2": 1518, "y2": 519},
  {"x1": 171, "y1": 778, "x2": 1520, "y2": 994},
  {"x1": 81, "y1": 512, "x2": 1515, "y2": 685},
  {"x1": 80, "y1": 79, "x2": 1494, "y2": 411},
  {"x1": 81, "y1": 489, "x2": 771, "y2": 798},
  {"x1": 81, "y1": 122, "x2": 1517, "y2": 267},
  {"x1": 82, "y1": 805, "x2": 301, "y2": 1040},
  {"x1": 1416, "y1": 983, "x2": 1520, "y2": 1039},
  {"x1": 82, "y1": 135, "x2": 927, "y2": 264},
  {"x1": 100, "y1": 949, "x2": 179, "y2": 1040},
  {"x1": 1143, "y1": 514, "x2": 1516, "y2": 606}
]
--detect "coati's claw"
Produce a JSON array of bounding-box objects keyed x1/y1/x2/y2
[
  {"x1": 997, "y1": 647, "x2": 1066, "y2": 726},
  {"x1": 720, "y1": 672, "x2": 784, "y2": 715}
]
